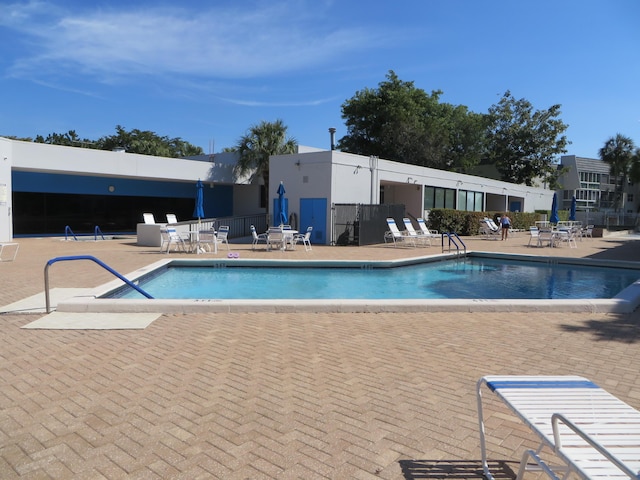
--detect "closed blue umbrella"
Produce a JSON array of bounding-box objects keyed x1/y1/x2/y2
[
  {"x1": 550, "y1": 192, "x2": 559, "y2": 224},
  {"x1": 193, "y1": 179, "x2": 204, "y2": 220},
  {"x1": 569, "y1": 195, "x2": 577, "y2": 221},
  {"x1": 277, "y1": 181, "x2": 288, "y2": 225}
]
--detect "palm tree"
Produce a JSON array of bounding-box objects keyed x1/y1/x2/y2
[
  {"x1": 599, "y1": 134, "x2": 635, "y2": 211},
  {"x1": 233, "y1": 119, "x2": 297, "y2": 214}
]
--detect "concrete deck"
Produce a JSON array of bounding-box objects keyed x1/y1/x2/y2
[{"x1": 1, "y1": 233, "x2": 640, "y2": 479}]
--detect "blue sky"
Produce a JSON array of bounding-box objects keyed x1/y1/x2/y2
[{"x1": 1, "y1": 0, "x2": 638, "y2": 159}]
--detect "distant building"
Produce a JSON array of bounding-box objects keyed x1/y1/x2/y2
[{"x1": 558, "y1": 155, "x2": 637, "y2": 214}]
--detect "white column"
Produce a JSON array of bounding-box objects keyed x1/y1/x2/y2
[{"x1": 0, "y1": 140, "x2": 13, "y2": 242}]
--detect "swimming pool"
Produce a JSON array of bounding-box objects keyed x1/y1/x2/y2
[
  {"x1": 56, "y1": 252, "x2": 640, "y2": 314},
  {"x1": 109, "y1": 256, "x2": 639, "y2": 301}
]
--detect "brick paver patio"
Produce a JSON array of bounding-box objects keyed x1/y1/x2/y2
[{"x1": 1, "y1": 233, "x2": 639, "y2": 479}]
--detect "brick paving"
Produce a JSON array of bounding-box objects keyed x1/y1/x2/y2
[{"x1": 1, "y1": 233, "x2": 640, "y2": 479}]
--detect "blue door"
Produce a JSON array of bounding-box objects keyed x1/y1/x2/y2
[{"x1": 299, "y1": 198, "x2": 327, "y2": 245}]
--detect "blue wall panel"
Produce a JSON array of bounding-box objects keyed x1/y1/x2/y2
[{"x1": 12, "y1": 171, "x2": 233, "y2": 217}]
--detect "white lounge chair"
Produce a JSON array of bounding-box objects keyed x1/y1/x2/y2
[
  {"x1": 402, "y1": 218, "x2": 431, "y2": 246},
  {"x1": 166, "y1": 213, "x2": 178, "y2": 224},
  {"x1": 0, "y1": 242, "x2": 19, "y2": 262},
  {"x1": 416, "y1": 218, "x2": 439, "y2": 239},
  {"x1": 477, "y1": 375, "x2": 640, "y2": 480},
  {"x1": 384, "y1": 218, "x2": 415, "y2": 247},
  {"x1": 479, "y1": 218, "x2": 501, "y2": 239},
  {"x1": 250, "y1": 225, "x2": 268, "y2": 250},
  {"x1": 143, "y1": 212, "x2": 156, "y2": 224},
  {"x1": 293, "y1": 226, "x2": 313, "y2": 251}
]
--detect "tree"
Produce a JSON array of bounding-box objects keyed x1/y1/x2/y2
[
  {"x1": 599, "y1": 133, "x2": 636, "y2": 212},
  {"x1": 337, "y1": 70, "x2": 485, "y2": 172},
  {"x1": 232, "y1": 119, "x2": 297, "y2": 211},
  {"x1": 486, "y1": 91, "x2": 569, "y2": 187},
  {"x1": 31, "y1": 126, "x2": 203, "y2": 157},
  {"x1": 95, "y1": 125, "x2": 203, "y2": 157},
  {"x1": 35, "y1": 130, "x2": 96, "y2": 148}
]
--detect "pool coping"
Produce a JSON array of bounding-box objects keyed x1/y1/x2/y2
[{"x1": 54, "y1": 251, "x2": 640, "y2": 314}]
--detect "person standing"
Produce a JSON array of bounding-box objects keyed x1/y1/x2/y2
[{"x1": 500, "y1": 213, "x2": 511, "y2": 240}]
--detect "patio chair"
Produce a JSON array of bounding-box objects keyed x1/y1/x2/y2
[
  {"x1": 416, "y1": 218, "x2": 440, "y2": 239},
  {"x1": 582, "y1": 224, "x2": 594, "y2": 239},
  {"x1": 267, "y1": 226, "x2": 285, "y2": 251},
  {"x1": 557, "y1": 228, "x2": 578, "y2": 248},
  {"x1": 477, "y1": 375, "x2": 640, "y2": 480},
  {"x1": 250, "y1": 225, "x2": 268, "y2": 250},
  {"x1": 293, "y1": 226, "x2": 313, "y2": 251},
  {"x1": 527, "y1": 226, "x2": 540, "y2": 247},
  {"x1": 384, "y1": 218, "x2": 415, "y2": 247},
  {"x1": 166, "y1": 213, "x2": 178, "y2": 224},
  {"x1": 143, "y1": 212, "x2": 156, "y2": 224},
  {"x1": 216, "y1": 225, "x2": 230, "y2": 251},
  {"x1": 402, "y1": 218, "x2": 431, "y2": 246},
  {"x1": 164, "y1": 226, "x2": 188, "y2": 253}
]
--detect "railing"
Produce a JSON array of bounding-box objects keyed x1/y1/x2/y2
[
  {"x1": 441, "y1": 232, "x2": 467, "y2": 255},
  {"x1": 94, "y1": 225, "x2": 105, "y2": 240},
  {"x1": 44, "y1": 255, "x2": 153, "y2": 313},
  {"x1": 64, "y1": 225, "x2": 77, "y2": 241},
  {"x1": 64, "y1": 225, "x2": 106, "y2": 241},
  {"x1": 168, "y1": 214, "x2": 269, "y2": 239}
]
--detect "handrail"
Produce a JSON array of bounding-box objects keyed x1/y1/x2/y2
[
  {"x1": 94, "y1": 225, "x2": 105, "y2": 241},
  {"x1": 44, "y1": 255, "x2": 153, "y2": 313},
  {"x1": 64, "y1": 225, "x2": 77, "y2": 241},
  {"x1": 441, "y1": 232, "x2": 467, "y2": 255}
]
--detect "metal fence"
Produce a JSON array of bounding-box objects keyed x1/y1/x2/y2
[
  {"x1": 332, "y1": 204, "x2": 405, "y2": 246},
  {"x1": 199, "y1": 213, "x2": 268, "y2": 239}
]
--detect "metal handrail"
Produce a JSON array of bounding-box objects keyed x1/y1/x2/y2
[
  {"x1": 94, "y1": 225, "x2": 105, "y2": 240},
  {"x1": 441, "y1": 232, "x2": 467, "y2": 255},
  {"x1": 44, "y1": 255, "x2": 153, "y2": 313},
  {"x1": 64, "y1": 225, "x2": 77, "y2": 241}
]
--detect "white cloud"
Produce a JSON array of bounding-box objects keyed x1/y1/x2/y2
[{"x1": 4, "y1": 1, "x2": 386, "y2": 82}]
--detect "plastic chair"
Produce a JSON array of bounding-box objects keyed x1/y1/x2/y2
[
  {"x1": 250, "y1": 225, "x2": 268, "y2": 250},
  {"x1": 293, "y1": 226, "x2": 313, "y2": 251}
]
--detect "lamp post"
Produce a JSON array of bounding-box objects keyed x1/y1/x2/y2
[{"x1": 369, "y1": 155, "x2": 378, "y2": 204}]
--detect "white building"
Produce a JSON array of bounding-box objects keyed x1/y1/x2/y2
[
  {"x1": 270, "y1": 150, "x2": 554, "y2": 245},
  {"x1": 1, "y1": 137, "x2": 554, "y2": 244}
]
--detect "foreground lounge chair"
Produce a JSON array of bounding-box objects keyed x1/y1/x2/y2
[
  {"x1": 384, "y1": 218, "x2": 415, "y2": 247},
  {"x1": 477, "y1": 375, "x2": 640, "y2": 480},
  {"x1": 402, "y1": 218, "x2": 431, "y2": 246}
]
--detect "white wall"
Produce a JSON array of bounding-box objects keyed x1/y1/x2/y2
[
  {"x1": 11, "y1": 139, "x2": 214, "y2": 182},
  {"x1": 0, "y1": 139, "x2": 13, "y2": 242}
]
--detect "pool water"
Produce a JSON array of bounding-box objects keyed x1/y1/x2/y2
[{"x1": 112, "y1": 257, "x2": 640, "y2": 300}]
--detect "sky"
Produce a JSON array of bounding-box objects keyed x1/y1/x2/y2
[{"x1": 1, "y1": 0, "x2": 639, "y2": 159}]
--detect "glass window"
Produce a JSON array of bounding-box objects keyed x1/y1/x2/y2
[
  {"x1": 424, "y1": 187, "x2": 435, "y2": 210},
  {"x1": 458, "y1": 190, "x2": 466, "y2": 210}
]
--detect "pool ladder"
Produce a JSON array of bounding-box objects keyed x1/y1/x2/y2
[
  {"x1": 441, "y1": 232, "x2": 467, "y2": 256},
  {"x1": 64, "y1": 225, "x2": 106, "y2": 241},
  {"x1": 44, "y1": 255, "x2": 153, "y2": 313}
]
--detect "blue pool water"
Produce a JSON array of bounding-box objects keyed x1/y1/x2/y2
[{"x1": 112, "y1": 257, "x2": 640, "y2": 300}]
